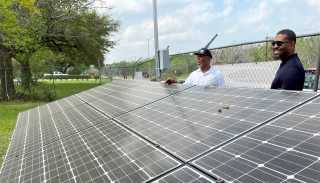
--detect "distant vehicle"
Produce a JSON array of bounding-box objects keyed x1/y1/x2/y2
[
  {"x1": 304, "y1": 68, "x2": 320, "y2": 90},
  {"x1": 43, "y1": 71, "x2": 68, "y2": 77},
  {"x1": 17, "y1": 77, "x2": 38, "y2": 82}
]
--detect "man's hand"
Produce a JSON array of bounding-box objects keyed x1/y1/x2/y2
[{"x1": 164, "y1": 78, "x2": 177, "y2": 84}]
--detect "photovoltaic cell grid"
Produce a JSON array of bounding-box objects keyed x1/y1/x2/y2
[
  {"x1": 0, "y1": 120, "x2": 181, "y2": 183},
  {"x1": 152, "y1": 165, "x2": 215, "y2": 183},
  {"x1": 193, "y1": 94, "x2": 320, "y2": 183},
  {"x1": 5, "y1": 97, "x2": 108, "y2": 160},
  {"x1": 75, "y1": 80, "x2": 147, "y2": 103},
  {"x1": 2, "y1": 80, "x2": 320, "y2": 183},
  {"x1": 115, "y1": 85, "x2": 317, "y2": 161},
  {"x1": 14, "y1": 96, "x2": 84, "y2": 129},
  {"x1": 88, "y1": 82, "x2": 192, "y2": 118}
]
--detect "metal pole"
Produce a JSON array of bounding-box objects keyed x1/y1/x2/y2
[
  {"x1": 132, "y1": 57, "x2": 142, "y2": 80},
  {"x1": 265, "y1": 34, "x2": 268, "y2": 61},
  {"x1": 5, "y1": 69, "x2": 8, "y2": 99},
  {"x1": 152, "y1": 0, "x2": 161, "y2": 82},
  {"x1": 109, "y1": 61, "x2": 115, "y2": 81},
  {"x1": 98, "y1": 59, "x2": 102, "y2": 85},
  {"x1": 50, "y1": 61, "x2": 56, "y2": 100},
  {"x1": 313, "y1": 43, "x2": 320, "y2": 92}
]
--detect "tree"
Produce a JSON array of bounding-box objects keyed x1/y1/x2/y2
[
  {"x1": 36, "y1": 0, "x2": 121, "y2": 71},
  {"x1": 0, "y1": 0, "x2": 43, "y2": 99}
]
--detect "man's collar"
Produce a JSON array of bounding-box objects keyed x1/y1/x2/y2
[{"x1": 197, "y1": 66, "x2": 214, "y2": 73}]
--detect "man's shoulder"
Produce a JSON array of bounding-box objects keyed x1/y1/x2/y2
[{"x1": 209, "y1": 66, "x2": 224, "y2": 76}]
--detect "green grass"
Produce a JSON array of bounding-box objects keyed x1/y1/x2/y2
[
  {"x1": 13, "y1": 79, "x2": 110, "y2": 101},
  {"x1": 40, "y1": 79, "x2": 107, "y2": 99},
  {"x1": 0, "y1": 101, "x2": 46, "y2": 166},
  {"x1": 0, "y1": 79, "x2": 110, "y2": 166}
]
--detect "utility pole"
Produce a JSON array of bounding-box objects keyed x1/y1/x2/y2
[{"x1": 152, "y1": 0, "x2": 160, "y2": 81}]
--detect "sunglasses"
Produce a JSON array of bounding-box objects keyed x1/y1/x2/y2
[{"x1": 271, "y1": 41, "x2": 290, "y2": 47}]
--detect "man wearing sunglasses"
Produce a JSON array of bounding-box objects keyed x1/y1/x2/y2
[
  {"x1": 164, "y1": 48, "x2": 226, "y2": 86},
  {"x1": 270, "y1": 29, "x2": 305, "y2": 90}
]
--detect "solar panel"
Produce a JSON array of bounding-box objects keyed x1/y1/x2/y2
[
  {"x1": 75, "y1": 80, "x2": 147, "y2": 103},
  {"x1": 151, "y1": 165, "x2": 216, "y2": 183},
  {"x1": 192, "y1": 95, "x2": 320, "y2": 183},
  {"x1": 0, "y1": 120, "x2": 182, "y2": 183},
  {"x1": 88, "y1": 82, "x2": 192, "y2": 118},
  {"x1": 3, "y1": 80, "x2": 320, "y2": 183},
  {"x1": 6, "y1": 98, "x2": 107, "y2": 160},
  {"x1": 115, "y1": 85, "x2": 317, "y2": 161},
  {"x1": 14, "y1": 96, "x2": 84, "y2": 130}
]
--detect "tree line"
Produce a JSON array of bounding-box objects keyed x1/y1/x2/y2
[{"x1": 0, "y1": 0, "x2": 121, "y2": 99}]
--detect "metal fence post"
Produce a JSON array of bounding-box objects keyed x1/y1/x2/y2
[
  {"x1": 50, "y1": 62, "x2": 56, "y2": 99},
  {"x1": 313, "y1": 43, "x2": 320, "y2": 92},
  {"x1": 98, "y1": 59, "x2": 102, "y2": 85},
  {"x1": 5, "y1": 69, "x2": 9, "y2": 99}
]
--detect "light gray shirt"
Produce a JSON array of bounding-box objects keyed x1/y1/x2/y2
[{"x1": 184, "y1": 66, "x2": 226, "y2": 86}]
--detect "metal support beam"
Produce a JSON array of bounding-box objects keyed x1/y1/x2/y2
[{"x1": 313, "y1": 43, "x2": 320, "y2": 92}]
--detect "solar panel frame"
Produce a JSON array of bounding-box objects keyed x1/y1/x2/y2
[{"x1": 151, "y1": 165, "x2": 217, "y2": 183}]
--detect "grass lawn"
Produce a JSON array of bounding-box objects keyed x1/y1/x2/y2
[
  {"x1": 40, "y1": 79, "x2": 106, "y2": 99},
  {"x1": 0, "y1": 79, "x2": 110, "y2": 166}
]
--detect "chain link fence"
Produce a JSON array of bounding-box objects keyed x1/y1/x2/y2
[
  {"x1": 1, "y1": 33, "x2": 319, "y2": 100},
  {"x1": 112, "y1": 32, "x2": 320, "y2": 90},
  {"x1": 0, "y1": 66, "x2": 111, "y2": 101}
]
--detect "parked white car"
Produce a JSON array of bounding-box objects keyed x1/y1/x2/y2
[{"x1": 43, "y1": 71, "x2": 68, "y2": 76}]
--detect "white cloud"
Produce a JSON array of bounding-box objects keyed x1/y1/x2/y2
[
  {"x1": 226, "y1": 1, "x2": 271, "y2": 33},
  {"x1": 306, "y1": 0, "x2": 320, "y2": 12},
  {"x1": 238, "y1": 1, "x2": 269, "y2": 25},
  {"x1": 226, "y1": 24, "x2": 238, "y2": 33},
  {"x1": 253, "y1": 24, "x2": 271, "y2": 32},
  {"x1": 304, "y1": 19, "x2": 312, "y2": 25},
  {"x1": 108, "y1": 0, "x2": 150, "y2": 13},
  {"x1": 159, "y1": 29, "x2": 206, "y2": 41},
  {"x1": 270, "y1": 0, "x2": 290, "y2": 4},
  {"x1": 121, "y1": 1, "x2": 233, "y2": 40}
]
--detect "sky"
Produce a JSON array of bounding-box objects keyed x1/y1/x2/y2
[{"x1": 97, "y1": 0, "x2": 320, "y2": 64}]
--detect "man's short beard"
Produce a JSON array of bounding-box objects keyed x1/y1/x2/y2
[
  {"x1": 198, "y1": 63, "x2": 205, "y2": 69},
  {"x1": 273, "y1": 55, "x2": 280, "y2": 60}
]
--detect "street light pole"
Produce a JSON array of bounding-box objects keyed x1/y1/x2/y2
[
  {"x1": 148, "y1": 36, "x2": 154, "y2": 80},
  {"x1": 152, "y1": 0, "x2": 160, "y2": 82}
]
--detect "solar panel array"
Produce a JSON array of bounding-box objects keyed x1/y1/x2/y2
[{"x1": 1, "y1": 80, "x2": 319, "y2": 183}]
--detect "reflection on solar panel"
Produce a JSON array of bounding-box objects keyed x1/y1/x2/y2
[
  {"x1": 151, "y1": 165, "x2": 215, "y2": 183},
  {"x1": 87, "y1": 81, "x2": 192, "y2": 118},
  {"x1": 2, "y1": 80, "x2": 320, "y2": 183},
  {"x1": 115, "y1": 85, "x2": 317, "y2": 161},
  {"x1": 193, "y1": 94, "x2": 320, "y2": 183}
]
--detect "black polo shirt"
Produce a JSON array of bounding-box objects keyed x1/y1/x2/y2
[{"x1": 271, "y1": 53, "x2": 305, "y2": 91}]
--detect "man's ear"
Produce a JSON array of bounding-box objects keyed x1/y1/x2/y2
[{"x1": 290, "y1": 41, "x2": 295, "y2": 50}]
